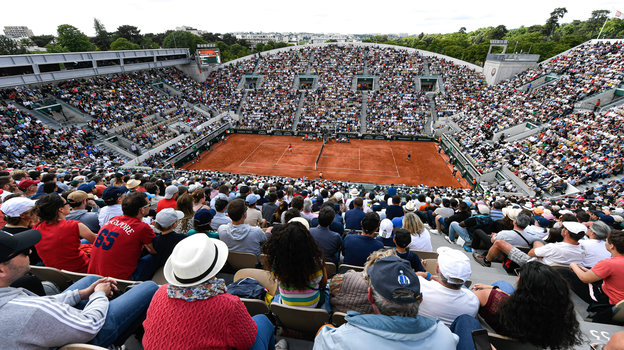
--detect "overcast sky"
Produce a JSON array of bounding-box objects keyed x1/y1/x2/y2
[{"x1": 2, "y1": 0, "x2": 622, "y2": 37}]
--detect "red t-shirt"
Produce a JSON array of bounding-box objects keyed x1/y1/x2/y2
[
  {"x1": 592, "y1": 255, "x2": 624, "y2": 305},
  {"x1": 88, "y1": 215, "x2": 155, "y2": 280},
  {"x1": 34, "y1": 220, "x2": 90, "y2": 273},
  {"x1": 156, "y1": 198, "x2": 177, "y2": 213}
]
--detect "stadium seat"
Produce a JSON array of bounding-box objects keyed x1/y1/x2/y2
[
  {"x1": 259, "y1": 253, "x2": 269, "y2": 268},
  {"x1": 29, "y1": 265, "x2": 73, "y2": 291},
  {"x1": 233, "y1": 268, "x2": 277, "y2": 295},
  {"x1": 488, "y1": 333, "x2": 540, "y2": 350},
  {"x1": 337, "y1": 264, "x2": 364, "y2": 274},
  {"x1": 332, "y1": 311, "x2": 348, "y2": 327},
  {"x1": 151, "y1": 266, "x2": 168, "y2": 285},
  {"x1": 227, "y1": 251, "x2": 260, "y2": 270},
  {"x1": 423, "y1": 258, "x2": 438, "y2": 276},
  {"x1": 612, "y1": 300, "x2": 624, "y2": 323},
  {"x1": 413, "y1": 250, "x2": 439, "y2": 260},
  {"x1": 240, "y1": 298, "x2": 270, "y2": 316},
  {"x1": 61, "y1": 270, "x2": 102, "y2": 284},
  {"x1": 270, "y1": 303, "x2": 330, "y2": 337},
  {"x1": 59, "y1": 344, "x2": 108, "y2": 350},
  {"x1": 324, "y1": 262, "x2": 337, "y2": 278}
]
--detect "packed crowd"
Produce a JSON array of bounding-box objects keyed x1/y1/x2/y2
[
  {"x1": 1, "y1": 165, "x2": 623, "y2": 349},
  {"x1": 441, "y1": 42, "x2": 624, "y2": 186},
  {"x1": 0, "y1": 100, "x2": 125, "y2": 168}
]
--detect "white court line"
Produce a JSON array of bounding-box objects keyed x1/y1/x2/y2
[
  {"x1": 239, "y1": 163, "x2": 401, "y2": 177},
  {"x1": 358, "y1": 148, "x2": 361, "y2": 170},
  {"x1": 239, "y1": 142, "x2": 265, "y2": 167},
  {"x1": 242, "y1": 162, "x2": 397, "y2": 174},
  {"x1": 274, "y1": 145, "x2": 289, "y2": 166},
  {"x1": 390, "y1": 147, "x2": 400, "y2": 177}
]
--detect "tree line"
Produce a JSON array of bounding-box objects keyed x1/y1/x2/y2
[
  {"x1": 365, "y1": 9, "x2": 624, "y2": 65},
  {"x1": 1, "y1": 9, "x2": 623, "y2": 65}
]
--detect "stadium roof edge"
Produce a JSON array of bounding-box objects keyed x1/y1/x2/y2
[{"x1": 222, "y1": 42, "x2": 484, "y2": 73}]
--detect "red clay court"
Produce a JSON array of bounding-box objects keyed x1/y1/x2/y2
[{"x1": 184, "y1": 134, "x2": 469, "y2": 188}]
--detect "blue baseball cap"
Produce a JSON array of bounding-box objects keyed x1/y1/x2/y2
[
  {"x1": 194, "y1": 209, "x2": 214, "y2": 227},
  {"x1": 366, "y1": 256, "x2": 421, "y2": 304},
  {"x1": 102, "y1": 186, "x2": 128, "y2": 201},
  {"x1": 77, "y1": 181, "x2": 95, "y2": 193},
  {"x1": 245, "y1": 194, "x2": 259, "y2": 205}
]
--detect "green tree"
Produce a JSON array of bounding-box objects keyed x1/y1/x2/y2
[
  {"x1": 30, "y1": 35, "x2": 54, "y2": 47},
  {"x1": 162, "y1": 31, "x2": 207, "y2": 53},
  {"x1": 93, "y1": 18, "x2": 111, "y2": 50},
  {"x1": 109, "y1": 37, "x2": 141, "y2": 50},
  {"x1": 543, "y1": 7, "x2": 568, "y2": 36},
  {"x1": 145, "y1": 32, "x2": 169, "y2": 47},
  {"x1": 487, "y1": 25, "x2": 508, "y2": 40},
  {"x1": 56, "y1": 24, "x2": 94, "y2": 52},
  {"x1": 201, "y1": 32, "x2": 221, "y2": 43},
  {"x1": 115, "y1": 25, "x2": 142, "y2": 44},
  {"x1": 0, "y1": 35, "x2": 26, "y2": 55}
]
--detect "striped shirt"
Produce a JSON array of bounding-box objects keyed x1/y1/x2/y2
[{"x1": 277, "y1": 269, "x2": 323, "y2": 307}]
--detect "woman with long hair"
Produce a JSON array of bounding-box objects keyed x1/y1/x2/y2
[
  {"x1": 471, "y1": 261, "x2": 582, "y2": 349},
  {"x1": 191, "y1": 188, "x2": 210, "y2": 212},
  {"x1": 34, "y1": 193, "x2": 98, "y2": 272},
  {"x1": 273, "y1": 200, "x2": 289, "y2": 224},
  {"x1": 403, "y1": 212, "x2": 433, "y2": 252},
  {"x1": 175, "y1": 193, "x2": 195, "y2": 234},
  {"x1": 262, "y1": 221, "x2": 328, "y2": 310}
]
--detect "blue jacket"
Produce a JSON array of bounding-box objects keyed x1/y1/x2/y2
[
  {"x1": 314, "y1": 311, "x2": 457, "y2": 350},
  {"x1": 345, "y1": 208, "x2": 365, "y2": 230}
]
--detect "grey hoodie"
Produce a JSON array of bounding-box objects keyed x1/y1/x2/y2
[
  {"x1": 218, "y1": 223, "x2": 267, "y2": 256},
  {"x1": 0, "y1": 287, "x2": 109, "y2": 349}
]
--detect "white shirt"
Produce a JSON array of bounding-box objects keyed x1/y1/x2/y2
[
  {"x1": 408, "y1": 229, "x2": 433, "y2": 252},
  {"x1": 579, "y1": 238, "x2": 611, "y2": 267},
  {"x1": 534, "y1": 242, "x2": 585, "y2": 266},
  {"x1": 417, "y1": 276, "x2": 480, "y2": 326},
  {"x1": 98, "y1": 204, "x2": 123, "y2": 227}
]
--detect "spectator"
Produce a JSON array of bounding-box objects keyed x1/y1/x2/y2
[
  {"x1": 98, "y1": 186, "x2": 127, "y2": 227},
  {"x1": 34, "y1": 194, "x2": 97, "y2": 273},
  {"x1": 263, "y1": 221, "x2": 329, "y2": 310},
  {"x1": 151, "y1": 208, "x2": 187, "y2": 269},
  {"x1": 142, "y1": 234, "x2": 274, "y2": 349},
  {"x1": 66, "y1": 190, "x2": 100, "y2": 233},
  {"x1": 403, "y1": 212, "x2": 433, "y2": 252},
  {"x1": 343, "y1": 212, "x2": 384, "y2": 266},
  {"x1": 345, "y1": 197, "x2": 366, "y2": 230},
  {"x1": 564, "y1": 230, "x2": 624, "y2": 324},
  {"x1": 471, "y1": 262, "x2": 582, "y2": 349},
  {"x1": 218, "y1": 199, "x2": 267, "y2": 257},
  {"x1": 416, "y1": 247, "x2": 479, "y2": 326},
  {"x1": 314, "y1": 255, "x2": 458, "y2": 349},
  {"x1": 88, "y1": 192, "x2": 156, "y2": 280},
  {"x1": 392, "y1": 228, "x2": 425, "y2": 272},
  {"x1": 309, "y1": 205, "x2": 342, "y2": 265},
  {"x1": 0, "y1": 228, "x2": 158, "y2": 349},
  {"x1": 211, "y1": 198, "x2": 232, "y2": 230},
  {"x1": 157, "y1": 185, "x2": 179, "y2": 213}
]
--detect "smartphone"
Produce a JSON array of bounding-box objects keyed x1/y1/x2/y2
[{"x1": 472, "y1": 329, "x2": 492, "y2": 350}]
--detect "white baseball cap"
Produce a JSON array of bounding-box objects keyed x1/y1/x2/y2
[
  {"x1": 436, "y1": 247, "x2": 471, "y2": 284},
  {"x1": 1, "y1": 197, "x2": 37, "y2": 217}
]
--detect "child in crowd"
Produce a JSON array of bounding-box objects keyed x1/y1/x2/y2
[
  {"x1": 151, "y1": 208, "x2": 188, "y2": 269},
  {"x1": 393, "y1": 228, "x2": 425, "y2": 272}
]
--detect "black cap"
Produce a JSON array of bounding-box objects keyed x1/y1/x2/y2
[{"x1": 0, "y1": 229, "x2": 41, "y2": 263}]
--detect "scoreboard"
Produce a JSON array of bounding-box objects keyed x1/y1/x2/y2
[{"x1": 197, "y1": 45, "x2": 221, "y2": 66}]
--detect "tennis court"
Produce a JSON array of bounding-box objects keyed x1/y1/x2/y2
[{"x1": 183, "y1": 134, "x2": 468, "y2": 187}]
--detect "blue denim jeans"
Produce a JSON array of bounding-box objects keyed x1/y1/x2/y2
[
  {"x1": 449, "y1": 314, "x2": 484, "y2": 350},
  {"x1": 448, "y1": 221, "x2": 472, "y2": 245},
  {"x1": 65, "y1": 276, "x2": 158, "y2": 347},
  {"x1": 249, "y1": 314, "x2": 276, "y2": 350}
]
